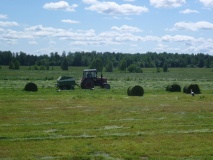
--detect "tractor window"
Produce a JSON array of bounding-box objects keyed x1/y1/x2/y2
[
  {"x1": 91, "y1": 72, "x2": 97, "y2": 78},
  {"x1": 87, "y1": 73, "x2": 92, "y2": 78},
  {"x1": 83, "y1": 70, "x2": 97, "y2": 78},
  {"x1": 86, "y1": 71, "x2": 96, "y2": 78}
]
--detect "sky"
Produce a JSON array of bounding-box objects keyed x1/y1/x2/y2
[{"x1": 0, "y1": 0, "x2": 213, "y2": 55}]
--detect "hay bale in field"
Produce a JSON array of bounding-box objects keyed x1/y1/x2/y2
[
  {"x1": 24, "y1": 82, "x2": 38, "y2": 92},
  {"x1": 127, "y1": 86, "x2": 131, "y2": 96},
  {"x1": 127, "y1": 85, "x2": 144, "y2": 96},
  {"x1": 166, "y1": 84, "x2": 181, "y2": 92},
  {"x1": 183, "y1": 84, "x2": 201, "y2": 94}
]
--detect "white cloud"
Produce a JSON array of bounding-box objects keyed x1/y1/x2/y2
[
  {"x1": 71, "y1": 40, "x2": 108, "y2": 46},
  {"x1": 180, "y1": 9, "x2": 199, "y2": 14},
  {"x1": 0, "y1": 21, "x2": 19, "y2": 27},
  {"x1": 85, "y1": 1, "x2": 149, "y2": 15},
  {"x1": 82, "y1": 0, "x2": 98, "y2": 4},
  {"x1": 43, "y1": 1, "x2": 78, "y2": 12},
  {"x1": 150, "y1": 0, "x2": 186, "y2": 8},
  {"x1": 199, "y1": 0, "x2": 213, "y2": 7},
  {"x1": 174, "y1": 21, "x2": 213, "y2": 31},
  {"x1": 0, "y1": 14, "x2": 8, "y2": 19},
  {"x1": 155, "y1": 43, "x2": 175, "y2": 52},
  {"x1": 140, "y1": 36, "x2": 160, "y2": 42},
  {"x1": 186, "y1": 38, "x2": 213, "y2": 53},
  {"x1": 1, "y1": 22, "x2": 213, "y2": 54},
  {"x1": 61, "y1": 19, "x2": 80, "y2": 24},
  {"x1": 25, "y1": 25, "x2": 67, "y2": 37},
  {"x1": 114, "y1": 33, "x2": 142, "y2": 42},
  {"x1": 111, "y1": 25, "x2": 142, "y2": 32},
  {"x1": 1, "y1": 29, "x2": 33, "y2": 40},
  {"x1": 24, "y1": 25, "x2": 97, "y2": 41},
  {"x1": 157, "y1": 36, "x2": 213, "y2": 53},
  {"x1": 43, "y1": 1, "x2": 69, "y2": 9},
  {"x1": 162, "y1": 35, "x2": 195, "y2": 42}
]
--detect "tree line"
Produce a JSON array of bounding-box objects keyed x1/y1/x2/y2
[{"x1": 0, "y1": 50, "x2": 212, "y2": 72}]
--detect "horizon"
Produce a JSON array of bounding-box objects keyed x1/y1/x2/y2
[{"x1": 1, "y1": 50, "x2": 213, "y2": 56}]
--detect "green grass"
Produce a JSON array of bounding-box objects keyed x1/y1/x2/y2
[{"x1": 0, "y1": 67, "x2": 213, "y2": 159}]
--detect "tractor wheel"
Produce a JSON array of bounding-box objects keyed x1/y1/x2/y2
[{"x1": 81, "y1": 79, "x2": 95, "y2": 89}]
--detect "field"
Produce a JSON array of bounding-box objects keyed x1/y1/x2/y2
[{"x1": 0, "y1": 66, "x2": 213, "y2": 159}]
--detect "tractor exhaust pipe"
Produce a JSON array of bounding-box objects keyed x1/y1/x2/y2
[{"x1": 101, "y1": 72, "x2": 103, "y2": 85}]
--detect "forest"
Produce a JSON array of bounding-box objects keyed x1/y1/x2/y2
[{"x1": 0, "y1": 50, "x2": 212, "y2": 72}]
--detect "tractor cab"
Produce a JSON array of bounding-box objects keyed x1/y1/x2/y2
[
  {"x1": 81, "y1": 69, "x2": 110, "y2": 89},
  {"x1": 83, "y1": 69, "x2": 97, "y2": 79}
]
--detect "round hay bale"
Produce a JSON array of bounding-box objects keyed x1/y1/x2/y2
[
  {"x1": 166, "y1": 84, "x2": 181, "y2": 92},
  {"x1": 183, "y1": 84, "x2": 201, "y2": 94},
  {"x1": 127, "y1": 86, "x2": 132, "y2": 96},
  {"x1": 127, "y1": 85, "x2": 144, "y2": 96},
  {"x1": 24, "y1": 82, "x2": 38, "y2": 92}
]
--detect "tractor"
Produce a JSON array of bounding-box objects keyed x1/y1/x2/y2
[{"x1": 80, "y1": 69, "x2": 110, "y2": 89}]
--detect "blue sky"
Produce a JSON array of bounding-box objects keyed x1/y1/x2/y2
[{"x1": 0, "y1": 0, "x2": 213, "y2": 55}]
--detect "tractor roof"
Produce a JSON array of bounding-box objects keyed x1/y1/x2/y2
[{"x1": 83, "y1": 69, "x2": 97, "y2": 72}]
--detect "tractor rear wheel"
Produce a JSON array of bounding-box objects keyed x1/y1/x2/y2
[{"x1": 81, "y1": 79, "x2": 95, "y2": 89}]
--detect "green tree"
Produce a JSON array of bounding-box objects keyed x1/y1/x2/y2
[
  {"x1": 127, "y1": 64, "x2": 136, "y2": 73},
  {"x1": 9, "y1": 61, "x2": 15, "y2": 69},
  {"x1": 105, "y1": 61, "x2": 113, "y2": 72},
  {"x1": 14, "y1": 60, "x2": 20, "y2": 70},
  {"x1": 127, "y1": 64, "x2": 143, "y2": 73},
  {"x1": 90, "y1": 58, "x2": 103, "y2": 72},
  {"x1": 163, "y1": 62, "x2": 168, "y2": 72},
  {"x1": 118, "y1": 59, "x2": 127, "y2": 71},
  {"x1": 198, "y1": 58, "x2": 204, "y2": 68},
  {"x1": 206, "y1": 58, "x2": 211, "y2": 68},
  {"x1": 61, "y1": 57, "x2": 68, "y2": 70},
  {"x1": 73, "y1": 53, "x2": 82, "y2": 66},
  {"x1": 46, "y1": 63, "x2": 49, "y2": 70}
]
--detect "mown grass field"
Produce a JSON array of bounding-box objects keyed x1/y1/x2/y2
[{"x1": 0, "y1": 66, "x2": 213, "y2": 159}]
